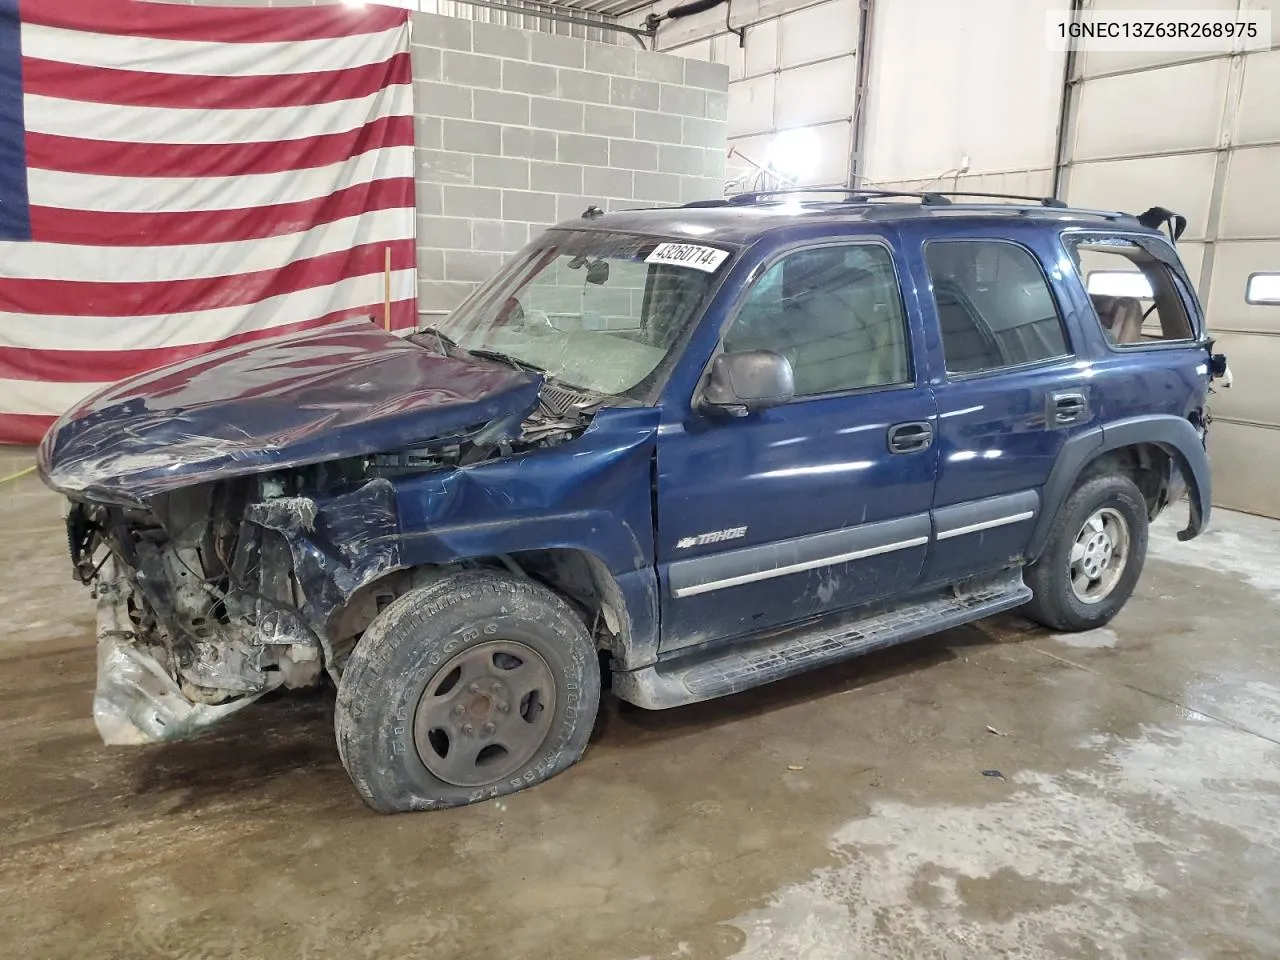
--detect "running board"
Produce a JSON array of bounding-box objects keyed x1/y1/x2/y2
[{"x1": 613, "y1": 570, "x2": 1031, "y2": 710}]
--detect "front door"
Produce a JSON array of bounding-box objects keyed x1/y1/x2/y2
[{"x1": 655, "y1": 240, "x2": 940, "y2": 653}]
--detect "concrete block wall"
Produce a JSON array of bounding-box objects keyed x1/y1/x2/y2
[{"x1": 410, "y1": 12, "x2": 729, "y2": 320}]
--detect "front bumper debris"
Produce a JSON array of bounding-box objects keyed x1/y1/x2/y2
[{"x1": 92, "y1": 556, "x2": 280, "y2": 745}]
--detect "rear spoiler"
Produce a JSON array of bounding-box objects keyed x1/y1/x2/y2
[{"x1": 1137, "y1": 206, "x2": 1187, "y2": 244}]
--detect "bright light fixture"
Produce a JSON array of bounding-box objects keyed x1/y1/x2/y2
[
  {"x1": 1087, "y1": 270, "x2": 1152, "y2": 299},
  {"x1": 766, "y1": 127, "x2": 821, "y2": 184}
]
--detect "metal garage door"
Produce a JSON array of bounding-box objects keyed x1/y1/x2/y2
[{"x1": 1058, "y1": 0, "x2": 1280, "y2": 517}]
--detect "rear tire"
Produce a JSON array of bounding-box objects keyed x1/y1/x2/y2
[
  {"x1": 335, "y1": 570, "x2": 600, "y2": 813},
  {"x1": 1023, "y1": 473, "x2": 1149, "y2": 632}
]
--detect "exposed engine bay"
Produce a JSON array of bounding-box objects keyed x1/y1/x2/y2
[{"x1": 67, "y1": 387, "x2": 602, "y2": 745}]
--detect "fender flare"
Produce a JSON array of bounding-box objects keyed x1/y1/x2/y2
[{"x1": 1028, "y1": 414, "x2": 1211, "y2": 560}]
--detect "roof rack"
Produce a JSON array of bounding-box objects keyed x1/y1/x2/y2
[
  {"x1": 682, "y1": 187, "x2": 1072, "y2": 210},
  {"x1": 921, "y1": 191, "x2": 1067, "y2": 208}
]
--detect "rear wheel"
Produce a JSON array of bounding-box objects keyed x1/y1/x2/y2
[
  {"x1": 335, "y1": 570, "x2": 600, "y2": 813},
  {"x1": 1023, "y1": 473, "x2": 1149, "y2": 632}
]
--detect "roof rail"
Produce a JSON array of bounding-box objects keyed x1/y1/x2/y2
[
  {"x1": 689, "y1": 187, "x2": 955, "y2": 207},
  {"x1": 921, "y1": 191, "x2": 1068, "y2": 208},
  {"x1": 684, "y1": 187, "x2": 1077, "y2": 209}
]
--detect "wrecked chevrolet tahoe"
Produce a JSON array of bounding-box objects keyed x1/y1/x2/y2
[{"x1": 39, "y1": 190, "x2": 1228, "y2": 813}]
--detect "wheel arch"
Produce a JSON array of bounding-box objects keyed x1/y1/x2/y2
[
  {"x1": 1028, "y1": 414, "x2": 1211, "y2": 561},
  {"x1": 328, "y1": 546, "x2": 660, "y2": 676}
]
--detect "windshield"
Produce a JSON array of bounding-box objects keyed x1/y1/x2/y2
[{"x1": 435, "y1": 230, "x2": 729, "y2": 399}]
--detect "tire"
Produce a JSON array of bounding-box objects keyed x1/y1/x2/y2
[
  {"x1": 335, "y1": 570, "x2": 600, "y2": 814},
  {"x1": 1023, "y1": 473, "x2": 1149, "y2": 632}
]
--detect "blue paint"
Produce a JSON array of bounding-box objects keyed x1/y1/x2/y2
[
  {"x1": 39, "y1": 200, "x2": 1219, "y2": 667},
  {"x1": 0, "y1": 0, "x2": 30, "y2": 242}
]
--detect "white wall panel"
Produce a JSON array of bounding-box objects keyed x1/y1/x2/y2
[
  {"x1": 807, "y1": 120, "x2": 853, "y2": 185},
  {"x1": 727, "y1": 73, "x2": 776, "y2": 138},
  {"x1": 744, "y1": 17, "x2": 778, "y2": 76},
  {"x1": 1208, "y1": 419, "x2": 1280, "y2": 516},
  {"x1": 779, "y1": 0, "x2": 859, "y2": 68},
  {"x1": 774, "y1": 57, "x2": 857, "y2": 128},
  {"x1": 862, "y1": 0, "x2": 1067, "y2": 183},
  {"x1": 1219, "y1": 145, "x2": 1280, "y2": 239},
  {"x1": 1064, "y1": 153, "x2": 1218, "y2": 240},
  {"x1": 1207, "y1": 241, "x2": 1280, "y2": 333},
  {"x1": 1235, "y1": 50, "x2": 1280, "y2": 145},
  {"x1": 1077, "y1": 0, "x2": 1237, "y2": 78},
  {"x1": 1203, "y1": 332, "x2": 1280, "y2": 428},
  {"x1": 1071, "y1": 59, "x2": 1229, "y2": 160},
  {"x1": 1251, "y1": 0, "x2": 1280, "y2": 44}
]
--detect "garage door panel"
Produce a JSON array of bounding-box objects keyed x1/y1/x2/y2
[
  {"x1": 802, "y1": 120, "x2": 852, "y2": 186},
  {"x1": 1072, "y1": 59, "x2": 1229, "y2": 160},
  {"x1": 1236, "y1": 50, "x2": 1280, "y2": 145},
  {"x1": 727, "y1": 74, "x2": 775, "y2": 138},
  {"x1": 1078, "y1": 0, "x2": 1237, "y2": 79},
  {"x1": 1202, "y1": 332, "x2": 1280, "y2": 427},
  {"x1": 1252, "y1": 0, "x2": 1280, "y2": 44},
  {"x1": 1207, "y1": 419, "x2": 1280, "y2": 516},
  {"x1": 774, "y1": 58, "x2": 857, "y2": 128},
  {"x1": 779, "y1": 0, "x2": 859, "y2": 69},
  {"x1": 1063, "y1": 153, "x2": 1217, "y2": 237},
  {"x1": 1206, "y1": 241, "x2": 1280, "y2": 332},
  {"x1": 743, "y1": 18, "x2": 777, "y2": 77},
  {"x1": 1219, "y1": 146, "x2": 1280, "y2": 239}
]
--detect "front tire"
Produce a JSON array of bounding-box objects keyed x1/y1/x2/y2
[
  {"x1": 335, "y1": 570, "x2": 600, "y2": 813},
  {"x1": 1023, "y1": 473, "x2": 1149, "y2": 632}
]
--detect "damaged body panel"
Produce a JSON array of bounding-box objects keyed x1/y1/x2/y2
[
  {"x1": 39, "y1": 205, "x2": 1220, "y2": 804},
  {"x1": 45, "y1": 317, "x2": 657, "y2": 745},
  {"x1": 39, "y1": 320, "x2": 543, "y2": 505}
]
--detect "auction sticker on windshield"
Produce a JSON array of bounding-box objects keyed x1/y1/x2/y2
[{"x1": 645, "y1": 242, "x2": 730, "y2": 273}]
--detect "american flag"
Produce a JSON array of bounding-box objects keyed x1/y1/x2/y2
[{"x1": 0, "y1": 0, "x2": 417, "y2": 444}]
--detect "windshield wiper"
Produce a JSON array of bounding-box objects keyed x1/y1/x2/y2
[
  {"x1": 417, "y1": 325, "x2": 458, "y2": 353},
  {"x1": 466, "y1": 347, "x2": 547, "y2": 376}
]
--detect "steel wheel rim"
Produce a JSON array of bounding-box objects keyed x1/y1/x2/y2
[
  {"x1": 412, "y1": 639, "x2": 557, "y2": 787},
  {"x1": 1068, "y1": 507, "x2": 1130, "y2": 604}
]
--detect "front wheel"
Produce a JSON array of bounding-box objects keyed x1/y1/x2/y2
[
  {"x1": 1023, "y1": 473, "x2": 1149, "y2": 632},
  {"x1": 335, "y1": 570, "x2": 601, "y2": 813}
]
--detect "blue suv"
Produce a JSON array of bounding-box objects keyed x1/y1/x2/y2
[{"x1": 39, "y1": 190, "x2": 1225, "y2": 813}]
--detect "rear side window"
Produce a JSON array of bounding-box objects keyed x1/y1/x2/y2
[
  {"x1": 1066, "y1": 236, "x2": 1195, "y2": 345},
  {"x1": 724, "y1": 244, "x2": 910, "y2": 397},
  {"x1": 925, "y1": 240, "x2": 1070, "y2": 374}
]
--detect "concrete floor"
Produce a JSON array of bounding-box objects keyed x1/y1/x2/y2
[{"x1": 4, "y1": 444, "x2": 1280, "y2": 960}]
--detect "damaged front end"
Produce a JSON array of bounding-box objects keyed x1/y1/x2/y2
[
  {"x1": 68, "y1": 466, "x2": 395, "y2": 744},
  {"x1": 63, "y1": 387, "x2": 603, "y2": 746}
]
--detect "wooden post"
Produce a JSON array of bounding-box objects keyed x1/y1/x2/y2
[{"x1": 383, "y1": 246, "x2": 392, "y2": 332}]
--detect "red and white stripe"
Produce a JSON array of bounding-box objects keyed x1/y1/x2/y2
[{"x1": 0, "y1": 0, "x2": 416, "y2": 444}]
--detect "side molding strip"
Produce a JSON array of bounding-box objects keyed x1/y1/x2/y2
[
  {"x1": 934, "y1": 490, "x2": 1040, "y2": 541},
  {"x1": 937, "y1": 511, "x2": 1036, "y2": 540},
  {"x1": 668, "y1": 513, "x2": 931, "y2": 600}
]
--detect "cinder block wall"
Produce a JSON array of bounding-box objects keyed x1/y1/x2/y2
[{"x1": 410, "y1": 13, "x2": 729, "y2": 321}]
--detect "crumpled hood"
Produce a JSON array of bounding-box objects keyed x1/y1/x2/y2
[{"x1": 38, "y1": 319, "x2": 542, "y2": 504}]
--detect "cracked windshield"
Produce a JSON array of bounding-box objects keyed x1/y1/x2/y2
[{"x1": 436, "y1": 230, "x2": 727, "y2": 398}]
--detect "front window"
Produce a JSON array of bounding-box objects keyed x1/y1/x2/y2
[{"x1": 437, "y1": 230, "x2": 729, "y2": 399}]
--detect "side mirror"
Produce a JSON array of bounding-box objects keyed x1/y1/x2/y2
[{"x1": 699, "y1": 350, "x2": 795, "y2": 418}]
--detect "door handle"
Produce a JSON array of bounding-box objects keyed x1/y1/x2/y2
[
  {"x1": 887, "y1": 421, "x2": 933, "y2": 454},
  {"x1": 1048, "y1": 391, "x2": 1088, "y2": 426}
]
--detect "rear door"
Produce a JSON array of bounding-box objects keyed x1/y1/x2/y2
[
  {"x1": 906, "y1": 228, "x2": 1093, "y2": 585},
  {"x1": 654, "y1": 238, "x2": 940, "y2": 653}
]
